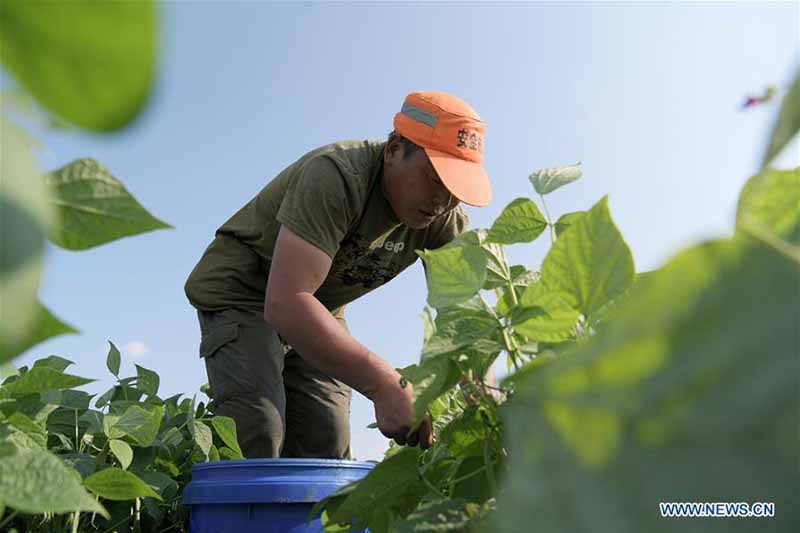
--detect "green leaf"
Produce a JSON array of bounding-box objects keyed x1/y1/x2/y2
[
  {"x1": 135, "y1": 364, "x2": 160, "y2": 397},
  {"x1": 186, "y1": 396, "x2": 196, "y2": 438},
  {"x1": 401, "y1": 357, "x2": 463, "y2": 428},
  {"x1": 194, "y1": 421, "x2": 213, "y2": 460},
  {"x1": 61, "y1": 453, "x2": 96, "y2": 479},
  {"x1": 211, "y1": 416, "x2": 243, "y2": 458},
  {"x1": 0, "y1": 300, "x2": 78, "y2": 365},
  {"x1": 41, "y1": 389, "x2": 94, "y2": 410},
  {"x1": 421, "y1": 307, "x2": 436, "y2": 346},
  {"x1": 138, "y1": 471, "x2": 178, "y2": 500},
  {"x1": 554, "y1": 211, "x2": 586, "y2": 237},
  {"x1": 513, "y1": 283, "x2": 581, "y2": 343},
  {"x1": 32, "y1": 355, "x2": 74, "y2": 373},
  {"x1": 761, "y1": 68, "x2": 800, "y2": 169},
  {"x1": 84, "y1": 467, "x2": 162, "y2": 501},
  {"x1": 109, "y1": 439, "x2": 133, "y2": 470},
  {"x1": 0, "y1": 0, "x2": 157, "y2": 132},
  {"x1": 326, "y1": 448, "x2": 424, "y2": 529},
  {"x1": 0, "y1": 119, "x2": 54, "y2": 366},
  {"x1": 424, "y1": 299, "x2": 502, "y2": 360},
  {"x1": 496, "y1": 268, "x2": 540, "y2": 317},
  {"x1": 419, "y1": 244, "x2": 487, "y2": 308},
  {"x1": 394, "y1": 498, "x2": 475, "y2": 532},
  {"x1": 481, "y1": 241, "x2": 513, "y2": 290},
  {"x1": 2, "y1": 366, "x2": 93, "y2": 397},
  {"x1": 218, "y1": 447, "x2": 241, "y2": 460},
  {"x1": 486, "y1": 198, "x2": 548, "y2": 244},
  {"x1": 0, "y1": 447, "x2": 107, "y2": 515},
  {"x1": 529, "y1": 162, "x2": 583, "y2": 195},
  {"x1": 7, "y1": 412, "x2": 47, "y2": 449},
  {"x1": 496, "y1": 235, "x2": 800, "y2": 533},
  {"x1": 736, "y1": 167, "x2": 800, "y2": 247},
  {"x1": 106, "y1": 341, "x2": 121, "y2": 378},
  {"x1": 540, "y1": 196, "x2": 635, "y2": 320},
  {"x1": 109, "y1": 405, "x2": 164, "y2": 447},
  {"x1": 45, "y1": 159, "x2": 173, "y2": 251},
  {"x1": 209, "y1": 444, "x2": 220, "y2": 462}
]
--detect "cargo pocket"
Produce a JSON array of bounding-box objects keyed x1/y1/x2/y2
[{"x1": 199, "y1": 323, "x2": 239, "y2": 359}]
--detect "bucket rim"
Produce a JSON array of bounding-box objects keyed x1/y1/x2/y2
[{"x1": 190, "y1": 458, "x2": 378, "y2": 471}]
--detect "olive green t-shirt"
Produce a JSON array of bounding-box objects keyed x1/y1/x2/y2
[{"x1": 184, "y1": 140, "x2": 469, "y2": 320}]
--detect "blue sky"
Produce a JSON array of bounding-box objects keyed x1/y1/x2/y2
[{"x1": 10, "y1": 1, "x2": 799, "y2": 461}]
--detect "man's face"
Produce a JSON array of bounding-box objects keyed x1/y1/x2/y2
[{"x1": 384, "y1": 140, "x2": 460, "y2": 230}]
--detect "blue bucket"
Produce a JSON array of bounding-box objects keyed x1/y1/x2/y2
[{"x1": 182, "y1": 459, "x2": 375, "y2": 532}]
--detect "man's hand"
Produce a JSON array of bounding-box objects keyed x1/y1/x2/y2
[{"x1": 372, "y1": 374, "x2": 433, "y2": 449}]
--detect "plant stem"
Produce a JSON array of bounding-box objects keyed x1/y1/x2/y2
[
  {"x1": 74, "y1": 409, "x2": 79, "y2": 451},
  {"x1": 478, "y1": 292, "x2": 499, "y2": 320},
  {"x1": 418, "y1": 465, "x2": 447, "y2": 499},
  {"x1": 483, "y1": 438, "x2": 497, "y2": 496},
  {"x1": 0, "y1": 510, "x2": 18, "y2": 529},
  {"x1": 539, "y1": 194, "x2": 557, "y2": 244},
  {"x1": 449, "y1": 458, "x2": 499, "y2": 486},
  {"x1": 738, "y1": 214, "x2": 800, "y2": 264},
  {"x1": 101, "y1": 513, "x2": 132, "y2": 533}
]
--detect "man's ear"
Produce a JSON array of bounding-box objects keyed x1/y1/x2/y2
[{"x1": 385, "y1": 133, "x2": 403, "y2": 165}]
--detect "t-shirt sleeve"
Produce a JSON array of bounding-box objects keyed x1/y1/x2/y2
[
  {"x1": 275, "y1": 156, "x2": 362, "y2": 259},
  {"x1": 425, "y1": 206, "x2": 470, "y2": 251}
]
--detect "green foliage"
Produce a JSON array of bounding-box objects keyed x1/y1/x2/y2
[
  {"x1": 761, "y1": 68, "x2": 800, "y2": 169},
  {"x1": 0, "y1": 0, "x2": 157, "y2": 132},
  {"x1": 317, "y1": 131, "x2": 798, "y2": 530},
  {"x1": 0, "y1": 2, "x2": 165, "y2": 367},
  {"x1": 0, "y1": 348, "x2": 243, "y2": 531},
  {"x1": 540, "y1": 195, "x2": 635, "y2": 321},
  {"x1": 529, "y1": 162, "x2": 583, "y2": 195},
  {"x1": 45, "y1": 159, "x2": 174, "y2": 251},
  {"x1": 486, "y1": 198, "x2": 547, "y2": 244}
]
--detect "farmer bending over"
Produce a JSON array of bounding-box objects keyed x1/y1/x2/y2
[{"x1": 184, "y1": 91, "x2": 493, "y2": 459}]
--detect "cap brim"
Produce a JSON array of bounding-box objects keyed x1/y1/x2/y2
[{"x1": 424, "y1": 148, "x2": 492, "y2": 207}]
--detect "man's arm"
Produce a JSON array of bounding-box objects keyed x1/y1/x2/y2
[{"x1": 265, "y1": 225, "x2": 432, "y2": 447}]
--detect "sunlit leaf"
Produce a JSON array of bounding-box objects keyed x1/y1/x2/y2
[
  {"x1": 513, "y1": 283, "x2": 581, "y2": 343},
  {"x1": 0, "y1": 447, "x2": 107, "y2": 515},
  {"x1": 541, "y1": 196, "x2": 635, "y2": 320},
  {"x1": 496, "y1": 234, "x2": 800, "y2": 532},
  {"x1": 0, "y1": 0, "x2": 158, "y2": 131},
  {"x1": 194, "y1": 420, "x2": 213, "y2": 460},
  {"x1": 736, "y1": 167, "x2": 800, "y2": 247},
  {"x1": 419, "y1": 244, "x2": 487, "y2": 308},
  {"x1": 529, "y1": 162, "x2": 583, "y2": 195},
  {"x1": 106, "y1": 341, "x2": 121, "y2": 378},
  {"x1": 45, "y1": 159, "x2": 173, "y2": 251},
  {"x1": 0, "y1": 119, "x2": 53, "y2": 366},
  {"x1": 0, "y1": 301, "x2": 78, "y2": 363},
  {"x1": 84, "y1": 467, "x2": 162, "y2": 501},
  {"x1": 2, "y1": 366, "x2": 93, "y2": 398},
  {"x1": 761, "y1": 68, "x2": 800, "y2": 169},
  {"x1": 135, "y1": 364, "x2": 160, "y2": 397},
  {"x1": 109, "y1": 439, "x2": 133, "y2": 470},
  {"x1": 554, "y1": 211, "x2": 586, "y2": 238},
  {"x1": 211, "y1": 416, "x2": 243, "y2": 458},
  {"x1": 486, "y1": 198, "x2": 547, "y2": 244}
]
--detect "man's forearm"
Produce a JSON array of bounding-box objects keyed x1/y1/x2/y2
[{"x1": 264, "y1": 293, "x2": 398, "y2": 400}]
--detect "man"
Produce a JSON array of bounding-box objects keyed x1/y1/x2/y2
[{"x1": 184, "y1": 91, "x2": 492, "y2": 459}]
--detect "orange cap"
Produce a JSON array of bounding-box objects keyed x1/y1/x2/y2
[{"x1": 393, "y1": 91, "x2": 492, "y2": 207}]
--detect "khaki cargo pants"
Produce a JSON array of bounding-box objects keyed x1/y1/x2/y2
[{"x1": 196, "y1": 306, "x2": 352, "y2": 459}]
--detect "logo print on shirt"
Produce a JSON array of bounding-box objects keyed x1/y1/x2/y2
[
  {"x1": 329, "y1": 233, "x2": 406, "y2": 289},
  {"x1": 384, "y1": 241, "x2": 405, "y2": 253}
]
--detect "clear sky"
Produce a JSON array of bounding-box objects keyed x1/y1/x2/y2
[{"x1": 11, "y1": 1, "x2": 799, "y2": 461}]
